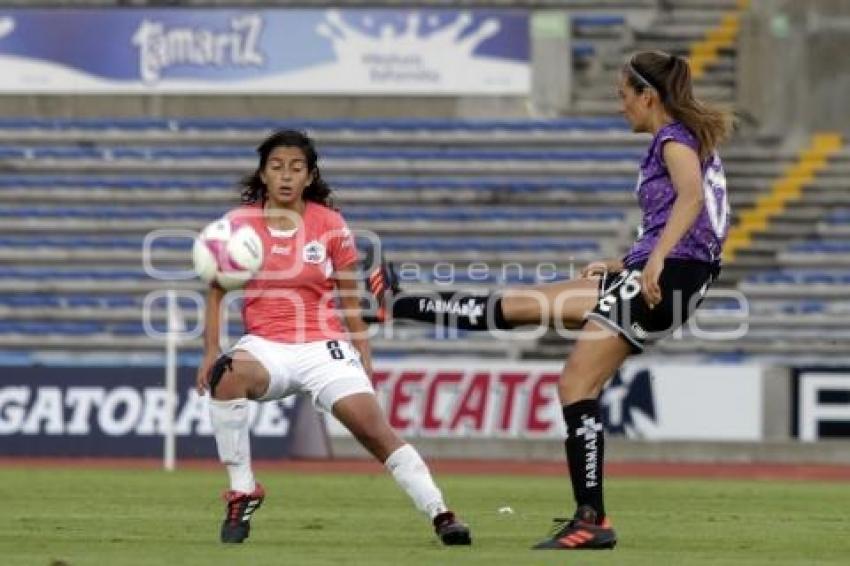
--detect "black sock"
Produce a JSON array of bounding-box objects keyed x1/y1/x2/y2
[
  {"x1": 390, "y1": 291, "x2": 514, "y2": 330},
  {"x1": 562, "y1": 399, "x2": 606, "y2": 521}
]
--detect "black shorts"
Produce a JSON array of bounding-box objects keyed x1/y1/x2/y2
[{"x1": 585, "y1": 258, "x2": 720, "y2": 352}]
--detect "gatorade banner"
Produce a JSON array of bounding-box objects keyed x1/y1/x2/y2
[{"x1": 0, "y1": 366, "x2": 307, "y2": 458}]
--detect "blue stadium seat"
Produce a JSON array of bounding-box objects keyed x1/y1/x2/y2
[
  {"x1": 0, "y1": 294, "x2": 150, "y2": 309},
  {"x1": 0, "y1": 206, "x2": 226, "y2": 220},
  {"x1": 382, "y1": 237, "x2": 598, "y2": 253},
  {"x1": 0, "y1": 267, "x2": 148, "y2": 280},
  {"x1": 0, "y1": 294, "x2": 62, "y2": 308},
  {"x1": 0, "y1": 147, "x2": 26, "y2": 159},
  {"x1": 0, "y1": 116, "x2": 631, "y2": 133},
  {"x1": 31, "y1": 147, "x2": 103, "y2": 159},
  {"x1": 0, "y1": 321, "x2": 104, "y2": 335},
  {"x1": 573, "y1": 15, "x2": 627, "y2": 27},
  {"x1": 781, "y1": 301, "x2": 827, "y2": 314},
  {"x1": 787, "y1": 240, "x2": 850, "y2": 253},
  {"x1": 746, "y1": 270, "x2": 850, "y2": 285},
  {"x1": 0, "y1": 235, "x2": 193, "y2": 250},
  {"x1": 10, "y1": 145, "x2": 642, "y2": 162},
  {"x1": 0, "y1": 174, "x2": 635, "y2": 195},
  {"x1": 824, "y1": 210, "x2": 850, "y2": 224},
  {"x1": 343, "y1": 208, "x2": 625, "y2": 222}
]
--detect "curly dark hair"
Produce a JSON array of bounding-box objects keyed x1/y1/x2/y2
[{"x1": 239, "y1": 129, "x2": 334, "y2": 208}]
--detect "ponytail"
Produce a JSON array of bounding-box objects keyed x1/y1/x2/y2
[{"x1": 626, "y1": 51, "x2": 733, "y2": 161}]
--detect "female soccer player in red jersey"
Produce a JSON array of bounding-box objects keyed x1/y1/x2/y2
[
  {"x1": 368, "y1": 51, "x2": 732, "y2": 550},
  {"x1": 196, "y1": 130, "x2": 471, "y2": 546}
]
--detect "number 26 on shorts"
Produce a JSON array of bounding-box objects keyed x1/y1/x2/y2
[{"x1": 598, "y1": 270, "x2": 642, "y2": 313}]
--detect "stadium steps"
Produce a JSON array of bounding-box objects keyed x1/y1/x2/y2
[
  {"x1": 627, "y1": 0, "x2": 745, "y2": 105},
  {"x1": 0, "y1": 117, "x2": 801, "y2": 357},
  {"x1": 7, "y1": 304, "x2": 847, "y2": 331},
  {"x1": 726, "y1": 137, "x2": 849, "y2": 279},
  {"x1": 3, "y1": 156, "x2": 644, "y2": 176},
  {"x1": 0, "y1": 124, "x2": 644, "y2": 148},
  {"x1": 538, "y1": 335, "x2": 850, "y2": 358},
  {"x1": 0, "y1": 324, "x2": 532, "y2": 357}
]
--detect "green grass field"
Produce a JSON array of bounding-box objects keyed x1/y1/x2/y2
[{"x1": 2, "y1": 467, "x2": 848, "y2": 566}]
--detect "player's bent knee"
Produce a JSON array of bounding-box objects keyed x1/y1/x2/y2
[
  {"x1": 209, "y1": 354, "x2": 233, "y2": 398},
  {"x1": 210, "y1": 355, "x2": 249, "y2": 400}
]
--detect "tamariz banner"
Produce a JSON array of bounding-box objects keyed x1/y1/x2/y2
[{"x1": 0, "y1": 8, "x2": 529, "y2": 93}]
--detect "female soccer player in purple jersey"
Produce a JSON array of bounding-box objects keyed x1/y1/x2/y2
[{"x1": 366, "y1": 50, "x2": 732, "y2": 550}]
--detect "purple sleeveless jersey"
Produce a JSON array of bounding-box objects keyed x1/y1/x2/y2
[{"x1": 622, "y1": 121, "x2": 729, "y2": 268}]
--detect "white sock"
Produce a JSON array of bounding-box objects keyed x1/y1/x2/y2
[
  {"x1": 384, "y1": 444, "x2": 448, "y2": 519},
  {"x1": 209, "y1": 398, "x2": 256, "y2": 494}
]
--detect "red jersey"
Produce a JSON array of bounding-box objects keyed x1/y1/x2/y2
[{"x1": 228, "y1": 202, "x2": 358, "y2": 343}]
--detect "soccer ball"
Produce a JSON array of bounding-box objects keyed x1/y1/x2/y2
[{"x1": 192, "y1": 216, "x2": 264, "y2": 290}]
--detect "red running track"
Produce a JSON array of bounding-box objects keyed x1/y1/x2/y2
[{"x1": 1, "y1": 457, "x2": 849, "y2": 482}]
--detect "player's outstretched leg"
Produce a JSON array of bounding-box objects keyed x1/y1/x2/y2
[
  {"x1": 362, "y1": 238, "x2": 598, "y2": 332},
  {"x1": 332, "y1": 392, "x2": 472, "y2": 545}
]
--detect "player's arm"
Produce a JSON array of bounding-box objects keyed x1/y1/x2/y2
[
  {"x1": 641, "y1": 141, "x2": 705, "y2": 307},
  {"x1": 196, "y1": 283, "x2": 225, "y2": 394},
  {"x1": 580, "y1": 258, "x2": 625, "y2": 278},
  {"x1": 335, "y1": 266, "x2": 373, "y2": 378}
]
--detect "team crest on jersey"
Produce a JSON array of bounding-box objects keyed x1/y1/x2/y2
[{"x1": 303, "y1": 241, "x2": 327, "y2": 264}]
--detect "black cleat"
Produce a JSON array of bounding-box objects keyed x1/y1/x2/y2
[
  {"x1": 433, "y1": 511, "x2": 472, "y2": 546},
  {"x1": 220, "y1": 484, "x2": 265, "y2": 543},
  {"x1": 532, "y1": 505, "x2": 616, "y2": 550},
  {"x1": 360, "y1": 238, "x2": 400, "y2": 324}
]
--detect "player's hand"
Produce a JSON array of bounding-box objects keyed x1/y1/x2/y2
[
  {"x1": 640, "y1": 253, "x2": 664, "y2": 309},
  {"x1": 580, "y1": 258, "x2": 623, "y2": 279},
  {"x1": 196, "y1": 352, "x2": 219, "y2": 395}
]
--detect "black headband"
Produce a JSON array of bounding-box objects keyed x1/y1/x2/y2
[
  {"x1": 628, "y1": 54, "x2": 677, "y2": 99},
  {"x1": 628, "y1": 61, "x2": 657, "y2": 91}
]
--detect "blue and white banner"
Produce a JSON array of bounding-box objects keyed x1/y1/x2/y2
[
  {"x1": 0, "y1": 8, "x2": 529, "y2": 94},
  {"x1": 0, "y1": 366, "x2": 310, "y2": 458}
]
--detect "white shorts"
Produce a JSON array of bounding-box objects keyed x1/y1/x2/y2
[{"x1": 230, "y1": 335, "x2": 375, "y2": 412}]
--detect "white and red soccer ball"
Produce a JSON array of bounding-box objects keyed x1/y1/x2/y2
[{"x1": 192, "y1": 216, "x2": 264, "y2": 290}]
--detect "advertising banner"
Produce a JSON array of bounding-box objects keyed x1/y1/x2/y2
[
  {"x1": 0, "y1": 8, "x2": 529, "y2": 93},
  {"x1": 793, "y1": 368, "x2": 850, "y2": 441},
  {"x1": 0, "y1": 366, "x2": 302, "y2": 458},
  {"x1": 325, "y1": 359, "x2": 764, "y2": 441}
]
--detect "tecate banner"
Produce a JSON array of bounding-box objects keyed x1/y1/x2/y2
[
  {"x1": 0, "y1": 8, "x2": 529, "y2": 94},
  {"x1": 325, "y1": 360, "x2": 764, "y2": 441},
  {"x1": 0, "y1": 366, "x2": 302, "y2": 458}
]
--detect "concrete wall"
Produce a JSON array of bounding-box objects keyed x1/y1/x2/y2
[
  {"x1": 0, "y1": 94, "x2": 530, "y2": 119},
  {"x1": 738, "y1": 0, "x2": 850, "y2": 138},
  {"x1": 330, "y1": 437, "x2": 850, "y2": 465}
]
